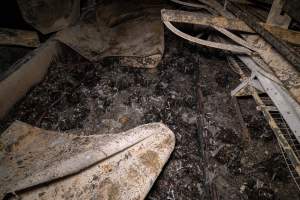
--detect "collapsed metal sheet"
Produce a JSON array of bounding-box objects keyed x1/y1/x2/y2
[
  {"x1": 0, "y1": 121, "x2": 175, "y2": 199},
  {"x1": 17, "y1": 0, "x2": 80, "y2": 34},
  {"x1": 162, "y1": 9, "x2": 300, "y2": 105},
  {"x1": 242, "y1": 34, "x2": 300, "y2": 104},
  {"x1": 56, "y1": 0, "x2": 166, "y2": 68}
]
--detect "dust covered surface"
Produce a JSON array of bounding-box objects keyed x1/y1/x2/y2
[
  {"x1": 1, "y1": 31, "x2": 300, "y2": 199},
  {"x1": 0, "y1": 33, "x2": 203, "y2": 199}
]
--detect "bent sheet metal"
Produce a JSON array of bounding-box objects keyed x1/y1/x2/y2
[{"x1": 0, "y1": 122, "x2": 175, "y2": 199}]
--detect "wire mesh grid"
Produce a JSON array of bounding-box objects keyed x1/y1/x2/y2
[
  {"x1": 280, "y1": 146, "x2": 300, "y2": 190},
  {"x1": 231, "y1": 56, "x2": 251, "y2": 77},
  {"x1": 260, "y1": 95, "x2": 300, "y2": 159},
  {"x1": 259, "y1": 94, "x2": 300, "y2": 189},
  {"x1": 232, "y1": 56, "x2": 300, "y2": 190}
]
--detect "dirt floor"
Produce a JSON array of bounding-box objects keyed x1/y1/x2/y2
[{"x1": 1, "y1": 30, "x2": 300, "y2": 199}]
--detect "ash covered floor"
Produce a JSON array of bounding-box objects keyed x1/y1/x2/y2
[{"x1": 1, "y1": 31, "x2": 300, "y2": 199}]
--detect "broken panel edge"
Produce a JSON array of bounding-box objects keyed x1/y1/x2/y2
[{"x1": 0, "y1": 39, "x2": 61, "y2": 119}]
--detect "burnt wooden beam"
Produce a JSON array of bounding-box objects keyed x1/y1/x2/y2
[
  {"x1": 226, "y1": 1, "x2": 300, "y2": 72},
  {"x1": 0, "y1": 28, "x2": 40, "y2": 47},
  {"x1": 162, "y1": 9, "x2": 300, "y2": 45},
  {"x1": 262, "y1": 24, "x2": 300, "y2": 45},
  {"x1": 232, "y1": 96, "x2": 251, "y2": 144},
  {"x1": 266, "y1": 0, "x2": 291, "y2": 29},
  {"x1": 161, "y1": 9, "x2": 253, "y2": 32}
]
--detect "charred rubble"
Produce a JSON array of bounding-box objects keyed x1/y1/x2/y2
[{"x1": 0, "y1": 0, "x2": 300, "y2": 199}]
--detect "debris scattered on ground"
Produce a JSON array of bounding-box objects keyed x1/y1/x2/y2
[
  {"x1": 1, "y1": 0, "x2": 300, "y2": 199},
  {"x1": 2, "y1": 30, "x2": 299, "y2": 199},
  {"x1": 1, "y1": 33, "x2": 204, "y2": 199}
]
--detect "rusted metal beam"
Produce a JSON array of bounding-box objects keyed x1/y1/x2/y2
[{"x1": 226, "y1": 1, "x2": 300, "y2": 71}]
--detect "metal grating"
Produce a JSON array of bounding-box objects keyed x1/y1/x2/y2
[
  {"x1": 260, "y1": 94, "x2": 300, "y2": 160},
  {"x1": 229, "y1": 55, "x2": 300, "y2": 190},
  {"x1": 228, "y1": 55, "x2": 251, "y2": 78},
  {"x1": 256, "y1": 91, "x2": 300, "y2": 191},
  {"x1": 280, "y1": 146, "x2": 300, "y2": 190}
]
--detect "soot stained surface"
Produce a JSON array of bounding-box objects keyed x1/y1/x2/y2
[
  {"x1": 1, "y1": 33, "x2": 204, "y2": 199},
  {"x1": 1, "y1": 32, "x2": 299, "y2": 199}
]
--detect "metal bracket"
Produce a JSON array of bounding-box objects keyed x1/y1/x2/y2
[{"x1": 231, "y1": 73, "x2": 265, "y2": 97}]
